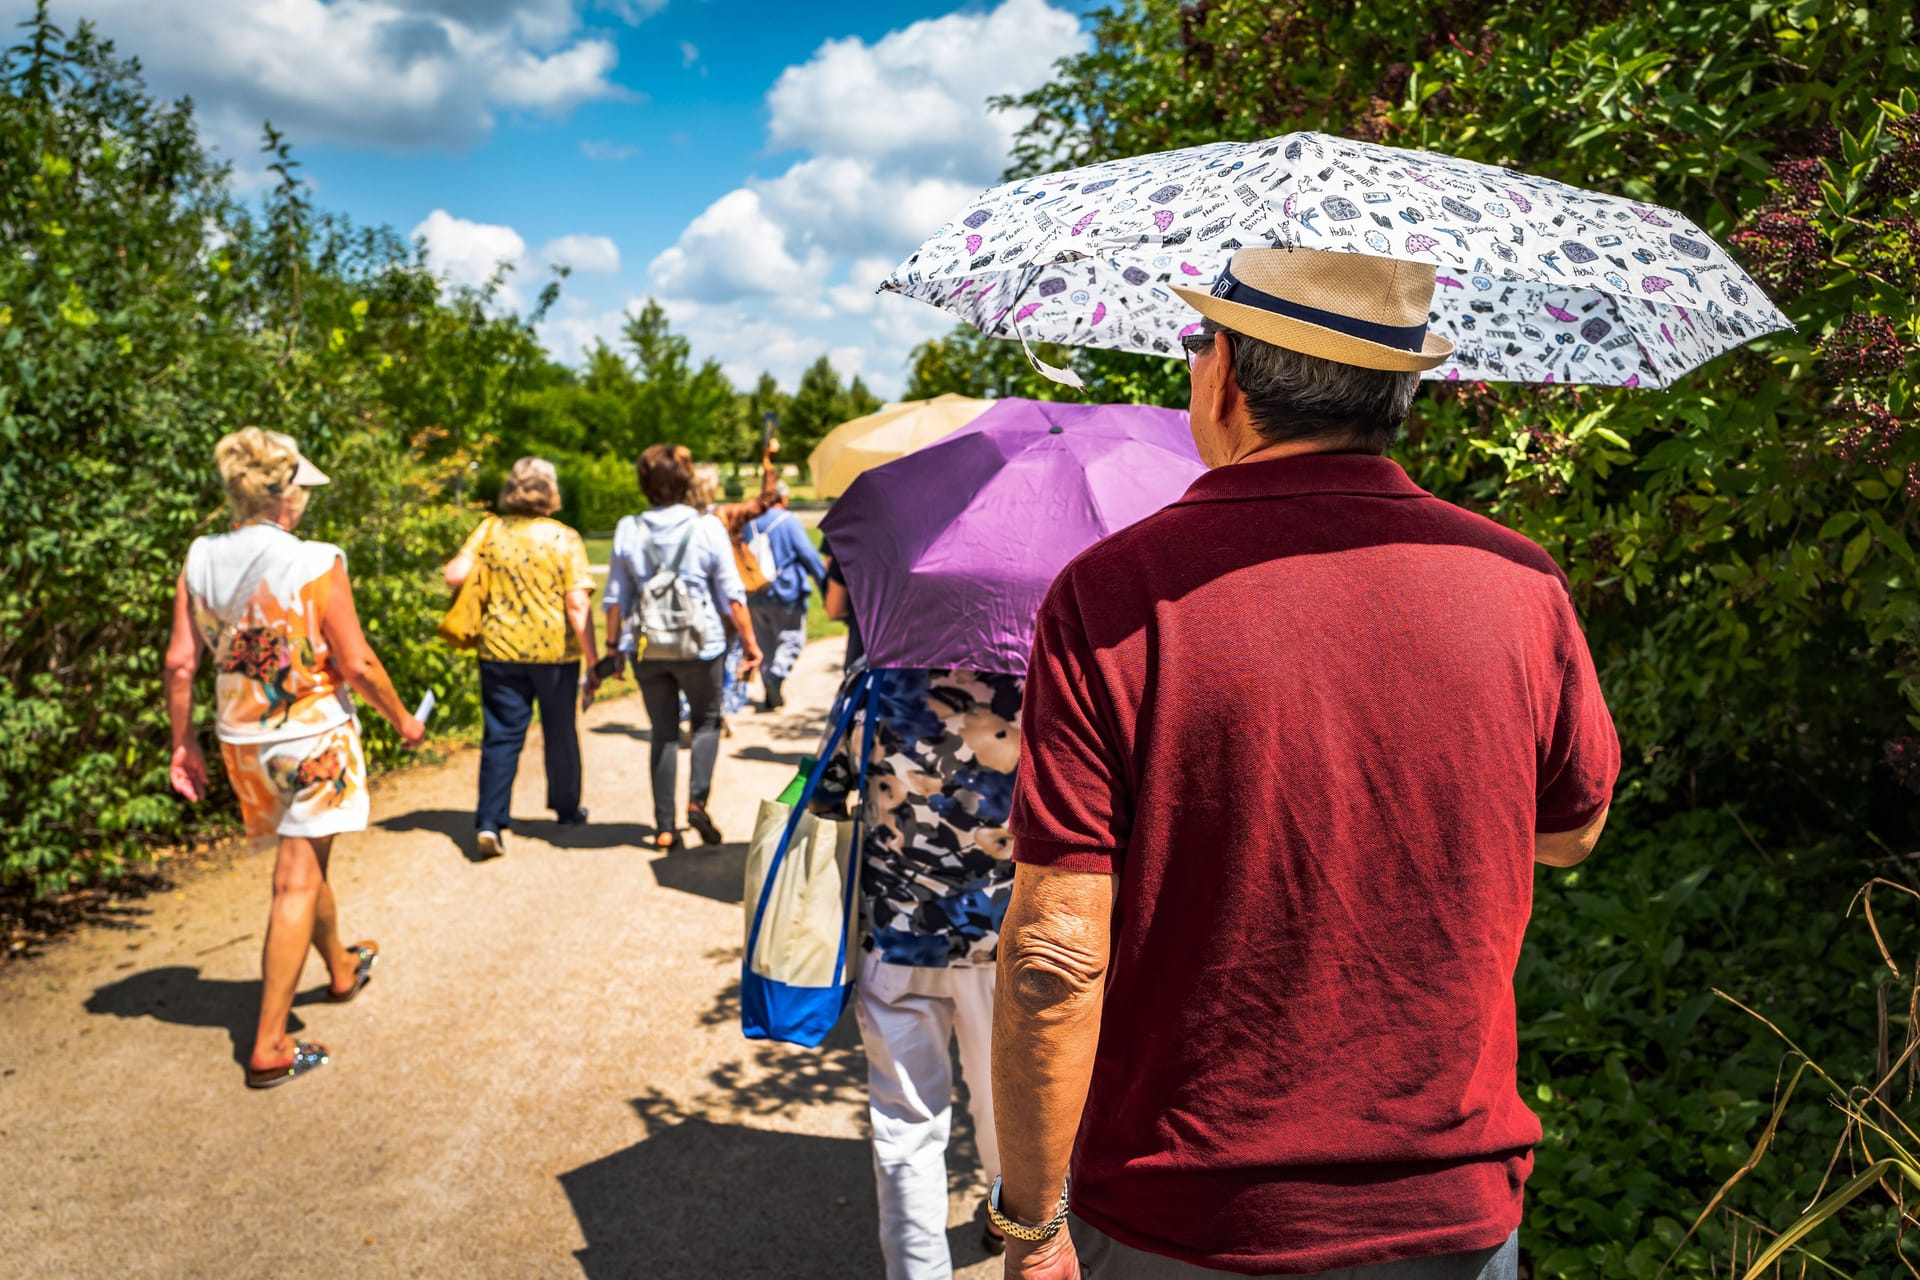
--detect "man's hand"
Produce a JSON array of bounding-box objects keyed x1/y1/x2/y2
[
  {"x1": 739, "y1": 647, "x2": 763, "y2": 682},
  {"x1": 1005, "y1": 1232, "x2": 1081, "y2": 1280},
  {"x1": 397, "y1": 714, "x2": 427, "y2": 751},
  {"x1": 170, "y1": 742, "x2": 208, "y2": 802}
]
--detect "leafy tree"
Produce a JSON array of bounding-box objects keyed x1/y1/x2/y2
[
  {"x1": 844, "y1": 374, "x2": 882, "y2": 421},
  {"x1": 608, "y1": 298, "x2": 736, "y2": 459},
  {"x1": 783, "y1": 355, "x2": 849, "y2": 465},
  {"x1": 0, "y1": 5, "x2": 522, "y2": 893}
]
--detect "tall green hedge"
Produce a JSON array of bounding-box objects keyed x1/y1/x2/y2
[
  {"x1": 994, "y1": 0, "x2": 1919, "y2": 1273},
  {"x1": 0, "y1": 11, "x2": 545, "y2": 893}
]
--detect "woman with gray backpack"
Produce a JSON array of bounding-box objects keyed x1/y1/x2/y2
[{"x1": 605, "y1": 444, "x2": 763, "y2": 851}]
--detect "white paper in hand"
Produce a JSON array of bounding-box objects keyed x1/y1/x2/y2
[{"x1": 414, "y1": 689, "x2": 437, "y2": 725}]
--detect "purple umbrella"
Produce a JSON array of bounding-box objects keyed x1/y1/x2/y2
[{"x1": 821, "y1": 397, "x2": 1205, "y2": 674}]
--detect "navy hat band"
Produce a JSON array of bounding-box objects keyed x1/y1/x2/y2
[{"x1": 1209, "y1": 264, "x2": 1430, "y2": 352}]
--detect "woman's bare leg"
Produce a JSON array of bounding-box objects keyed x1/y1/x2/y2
[
  {"x1": 305, "y1": 837, "x2": 359, "y2": 992},
  {"x1": 252, "y1": 835, "x2": 326, "y2": 1069}
]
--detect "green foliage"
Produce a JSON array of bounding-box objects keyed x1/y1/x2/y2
[
  {"x1": 0, "y1": 7, "x2": 527, "y2": 893},
  {"x1": 549, "y1": 449, "x2": 644, "y2": 535},
  {"x1": 782, "y1": 355, "x2": 883, "y2": 469},
  {"x1": 1003, "y1": 0, "x2": 1920, "y2": 1273}
]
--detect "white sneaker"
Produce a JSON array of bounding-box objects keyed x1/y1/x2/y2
[{"x1": 477, "y1": 829, "x2": 505, "y2": 858}]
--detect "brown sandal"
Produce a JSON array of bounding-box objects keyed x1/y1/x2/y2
[
  {"x1": 327, "y1": 942, "x2": 379, "y2": 1004},
  {"x1": 686, "y1": 802, "x2": 723, "y2": 846},
  {"x1": 245, "y1": 1040, "x2": 329, "y2": 1090}
]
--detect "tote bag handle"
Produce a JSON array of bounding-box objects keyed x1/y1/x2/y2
[
  {"x1": 829, "y1": 675, "x2": 880, "y2": 990},
  {"x1": 744, "y1": 668, "x2": 874, "y2": 967}
]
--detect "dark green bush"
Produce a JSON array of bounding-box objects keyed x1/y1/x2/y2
[{"x1": 0, "y1": 10, "x2": 543, "y2": 892}]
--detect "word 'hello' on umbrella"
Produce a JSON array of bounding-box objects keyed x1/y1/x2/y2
[
  {"x1": 821, "y1": 397, "x2": 1206, "y2": 676},
  {"x1": 881, "y1": 131, "x2": 1793, "y2": 389},
  {"x1": 807, "y1": 394, "x2": 993, "y2": 499}
]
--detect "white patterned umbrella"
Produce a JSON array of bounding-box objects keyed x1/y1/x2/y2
[{"x1": 880, "y1": 132, "x2": 1791, "y2": 388}]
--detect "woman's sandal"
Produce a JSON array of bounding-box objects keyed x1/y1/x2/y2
[
  {"x1": 686, "y1": 802, "x2": 723, "y2": 847},
  {"x1": 245, "y1": 1040, "x2": 329, "y2": 1090},
  {"x1": 327, "y1": 942, "x2": 379, "y2": 1004},
  {"x1": 654, "y1": 829, "x2": 684, "y2": 852}
]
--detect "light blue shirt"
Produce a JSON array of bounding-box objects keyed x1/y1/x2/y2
[
  {"x1": 604, "y1": 506, "x2": 745, "y2": 661},
  {"x1": 745, "y1": 507, "x2": 827, "y2": 608}
]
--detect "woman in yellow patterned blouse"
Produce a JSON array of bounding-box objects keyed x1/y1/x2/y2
[{"x1": 444, "y1": 457, "x2": 602, "y2": 857}]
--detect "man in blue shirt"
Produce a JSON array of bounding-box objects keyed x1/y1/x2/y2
[{"x1": 745, "y1": 484, "x2": 827, "y2": 710}]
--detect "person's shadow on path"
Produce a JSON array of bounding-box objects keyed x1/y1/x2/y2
[
  {"x1": 558, "y1": 1087, "x2": 994, "y2": 1278},
  {"x1": 84, "y1": 966, "x2": 321, "y2": 1065},
  {"x1": 378, "y1": 809, "x2": 656, "y2": 860},
  {"x1": 651, "y1": 841, "x2": 749, "y2": 905},
  {"x1": 731, "y1": 745, "x2": 812, "y2": 769}
]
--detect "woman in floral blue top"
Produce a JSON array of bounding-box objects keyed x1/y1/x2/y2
[{"x1": 814, "y1": 665, "x2": 1024, "y2": 1274}]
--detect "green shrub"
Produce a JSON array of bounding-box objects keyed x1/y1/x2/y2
[
  {"x1": 550, "y1": 449, "x2": 644, "y2": 535},
  {"x1": 0, "y1": 10, "x2": 544, "y2": 894}
]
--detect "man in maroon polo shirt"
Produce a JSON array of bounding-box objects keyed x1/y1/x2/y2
[{"x1": 988, "y1": 246, "x2": 1619, "y2": 1280}]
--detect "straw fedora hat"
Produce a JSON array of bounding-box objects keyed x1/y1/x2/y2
[{"x1": 1171, "y1": 247, "x2": 1453, "y2": 372}]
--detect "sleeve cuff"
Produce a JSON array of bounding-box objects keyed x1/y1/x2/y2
[
  {"x1": 1536, "y1": 790, "x2": 1611, "y2": 834},
  {"x1": 1012, "y1": 834, "x2": 1120, "y2": 874}
]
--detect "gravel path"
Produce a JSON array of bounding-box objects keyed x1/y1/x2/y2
[{"x1": 0, "y1": 636, "x2": 1000, "y2": 1279}]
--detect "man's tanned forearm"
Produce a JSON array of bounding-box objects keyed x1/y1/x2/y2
[{"x1": 993, "y1": 860, "x2": 1115, "y2": 1226}]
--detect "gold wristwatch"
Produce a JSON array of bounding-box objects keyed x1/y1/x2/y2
[{"x1": 988, "y1": 1176, "x2": 1071, "y2": 1242}]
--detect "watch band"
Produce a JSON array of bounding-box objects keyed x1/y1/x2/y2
[{"x1": 987, "y1": 1176, "x2": 1071, "y2": 1242}]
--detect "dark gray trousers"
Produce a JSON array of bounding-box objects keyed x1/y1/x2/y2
[
  {"x1": 633, "y1": 654, "x2": 725, "y2": 832},
  {"x1": 1070, "y1": 1219, "x2": 1520, "y2": 1280}
]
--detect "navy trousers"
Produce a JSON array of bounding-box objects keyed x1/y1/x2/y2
[{"x1": 477, "y1": 660, "x2": 582, "y2": 833}]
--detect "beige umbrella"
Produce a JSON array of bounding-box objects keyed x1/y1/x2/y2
[{"x1": 807, "y1": 393, "x2": 992, "y2": 498}]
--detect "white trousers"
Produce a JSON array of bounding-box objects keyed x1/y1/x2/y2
[{"x1": 853, "y1": 948, "x2": 1001, "y2": 1280}]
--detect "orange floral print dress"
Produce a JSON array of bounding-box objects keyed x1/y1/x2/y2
[{"x1": 184, "y1": 523, "x2": 369, "y2": 848}]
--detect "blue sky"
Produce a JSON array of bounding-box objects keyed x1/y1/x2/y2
[{"x1": 11, "y1": 0, "x2": 1097, "y2": 395}]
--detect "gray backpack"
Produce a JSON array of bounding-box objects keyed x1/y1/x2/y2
[{"x1": 636, "y1": 523, "x2": 707, "y2": 662}]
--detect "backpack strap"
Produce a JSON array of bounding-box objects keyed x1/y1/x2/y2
[
  {"x1": 641, "y1": 518, "x2": 698, "y2": 579},
  {"x1": 666, "y1": 522, "x2": 697, "y2": 574}
]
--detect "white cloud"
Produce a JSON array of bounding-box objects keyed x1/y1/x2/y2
[
  {"x1": 10, "y1": 0, "x2": 627, "y2": 157},
  {"x1": 540, "y1": 233, "x2": 621, "y2": 275},
  {"x1": 754, "y1": 157, "x2": 982, "y2": 259},
  {"x1": 766, "y1": 0, "x2": 1083, "y2": 176},
  {"x1": 536, "y1": 295, "x2": 637, "y2": 364},
  {"x1": 411, "y1": 211, "x2": 620, "y2": 315},
  {"x1": 679, "y1": 40, "x2": 701, "y2": 68},
  {"x1": 665, "y1": 299, "x2": 873, "y2": 392},
  {"x1": 412, "y1": 209, "x2": 528, "y2": 294},
  {"x1": 641, "y1": 0, "x2": 1086, "y2": 392},
  {"x1": 648, "y1": 189, "x2": 832, "y2": 311}
]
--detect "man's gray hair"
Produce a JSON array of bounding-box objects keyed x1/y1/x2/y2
[{"x1": 1204, "y1": 319, "x2": 1421, "y2": 452}]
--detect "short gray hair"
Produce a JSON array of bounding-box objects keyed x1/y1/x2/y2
[
  {"x1": 1205, "y1": 319, "x2": 1420, "y2": 453},
  {"x1": 498, "y1": 456, "x2": 562, "y2": 517}
]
